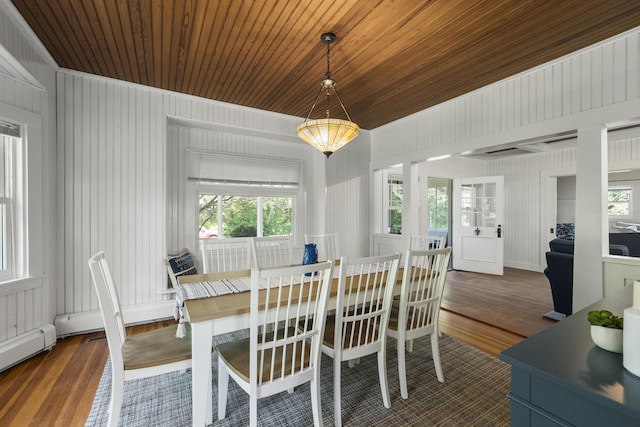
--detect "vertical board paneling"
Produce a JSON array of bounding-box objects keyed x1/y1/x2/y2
[
  {"x1": 487, "y1": 138, "x2": 640, "y2": 271},
  {"x1": 372, "y1": 30, "x2": 640, "y2": 162},
  {"x1": 0, "y1": 2, "x2": 57, "y2": 349},
  {"x1": 59, "y1": 68, "x2": 333, "y2": 315}
]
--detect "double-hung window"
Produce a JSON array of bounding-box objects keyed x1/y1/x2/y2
[
  {"x1": 0, "y1": 125, "x2": 21, "y2": 281},
  {"x1": 188, "y1": 151, "x2": 300, "y2": 241}
]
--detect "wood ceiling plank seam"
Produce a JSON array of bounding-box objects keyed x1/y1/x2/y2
[
  {"x1": 80, "y1": 0, "x2": 120, "y2": 78},
  {"x1": 331, "y1": 2, "x2": 521, "y2": 100},
  {"x1": 128, "y1": 0, "x2": 152, "y2": 86},
  {"x1": 224, "y1": 0, "x2": 302, "y2": 107},
  {"x1": 102, "y1": 0, "x2": 137, "y2": 83},
  {"x1": 31, "y1": 0, "x2": 91, "y2": 72},
  {"x1": 171, "y1": 0, "x2": 198, "y2": 94},
  {"x1": 236, "y1": 1, "x2": 321, "y2": 111},
  {"x1": 181, "y1": 1, "x2": 214, "y2": 95},
  {"x1": 191, "y1": 0, "x2": 227, "y2": 99},
  {"x1": 200, "y1": 0, "x2": 246, "y2": 99},
  {"x1": 165, "y1": 0, "x2": 185, "y2": 93},
  {"x1": 251, "y1": 0, "x2": 366, "y2": 113},
  {"x1": 11, "y1": 1, "x2": 69, "y2": 70},
  {"x1": 211, "y1": 0, "x2": 263, "y2": 102},
  {"x1": 338, "y1": 5, "x2": 640, "y2": 129},
  {"x1": 150, "y1": 0, "x2": 165, "y2": 90},
  {"x1": 54, "y1": 1, "x2": 99, "y2": 72},
  {"x1": 255, "y1": 0, "x2": 364, "y2": 112},
  {"x1": 89, "y1": 0, "x2": 128, "y2": 80},
  {"x1": 64, "y1": 0, "x2": 114, "y2": 77},
  {"x1": 119, "y1": 0, "x2": 142, "y2": 83},
  {"x1": 270, "y1": 0, "x2": 448, "y2": 117},
  {"x1": 159, "y1": 0, "x2": 173, "y2": 90},
  {"x1": 216, "y1": 0, "x2": 271, "y2": 103}
]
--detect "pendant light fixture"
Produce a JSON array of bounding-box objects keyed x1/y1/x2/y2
[{"x1": 297, "y1": 33, "x2": 360, "y2": 158}]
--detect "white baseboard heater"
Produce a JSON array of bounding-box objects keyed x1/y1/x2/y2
[{"x1": 0, "y1": 324, "x2": 56, "y2": 372}]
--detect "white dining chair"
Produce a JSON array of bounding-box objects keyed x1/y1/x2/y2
[
  {"x1": 88, "y1": 252, "x2": 192, "y2": 427},
  {"x1": 322, "y1": 252, "x2": 401, "y2": 427},
  {"x1": 410, "y1": 234, "x2": 447, "y2": 250},
  {"x1": 216, "y1": 261, "x2": 334, "y2": 427},
  {"x1": 200, "y1": 237, "x2": 251, "y2": 273},
  {"x1": 305, "y1": 233, "x2": 339, "y2": 262},
  {"x1": 250, "y1": 235, "x2": 294, "y2": 268},
  {"x1": 387, "y1": 247, "x2": 452, "y2": 399}
]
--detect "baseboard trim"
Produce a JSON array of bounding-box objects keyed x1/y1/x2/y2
[
  {"x1": 54, "y1": 301, "x2": 176, "y2": 337},
  {"x1": 0, "y1": 324, "x2": 56, "y2": 372}
]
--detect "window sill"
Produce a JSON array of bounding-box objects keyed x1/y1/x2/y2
[{"x1": 0, "y1": 275, "x2": 46, "y2": 296}]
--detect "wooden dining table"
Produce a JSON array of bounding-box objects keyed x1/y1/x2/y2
[{"x1": 179, "y1": 264, "x2": 403, "y2": 427}]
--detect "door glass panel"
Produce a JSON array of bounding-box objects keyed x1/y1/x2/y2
[{"x1": 460, "y1": 183, "x2": 496, "y2": 227}]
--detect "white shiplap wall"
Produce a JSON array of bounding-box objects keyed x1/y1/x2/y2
[
  {"x1": 0, "y1": 0, "x2": 57, "y2": 367},
  {"x1": 372, "y1": 27, "x2": 640, "y2": 272},
  {"x1": 56, "y1": 70, "x2": 371, "y2": 327},
  {"x1": 372, "y1": 29, "x2": 640, "y2": 164},
  {"x1": 487, "y1": 138, "x2": 640, "y2": 271}
]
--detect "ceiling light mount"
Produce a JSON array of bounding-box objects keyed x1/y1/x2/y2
[{"x1": 296, "y1": 32, "x2": 360, "y2": 158}]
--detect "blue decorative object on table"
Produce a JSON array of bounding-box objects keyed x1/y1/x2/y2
[{"x1": 302, "y1": 243, "x2": 318, "y2": 276}]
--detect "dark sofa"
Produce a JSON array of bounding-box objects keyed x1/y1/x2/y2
[
  {"x1": 543, "y1": 238, "x2": 629, "y2": 319},
  {"x1": 609, "y1": 232, "x2": 640, "y2": 257}
]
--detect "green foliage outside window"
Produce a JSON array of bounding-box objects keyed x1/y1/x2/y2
[
  {"x1": 608, "y1": 187, "x2": 631, "y2": 216},
  {"x1": 388, "y1": 177, "x2": 403, "y2": 234},
  {"x1": 199, "y1": 194, "x2": 292, "y2": 238},
  {"x1": 428, "y1": 185, "x2": 449, "y2": 231}
]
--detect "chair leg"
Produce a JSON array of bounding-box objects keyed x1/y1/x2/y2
[
  {"x1": 397, "y1": 338, "x2": 409, "y2": 400},
  {"x1": 108, "y1": 368, "x2": 124, "y2": 427},
  {"x1": 250, "y1": 394, "x2": 258, "y2": 427},
  {"x1": 377, "y1": 350, "x2": 391, "y2": 409},
  {"x1": 407, "y1": 339, "x2": 414, "y2": 352},
  {"x1": 310, "y1": 377, "x2": 323, "y2": 427},
  {"x1": 334, "y1": 357, "x2": 342, "y2": 427},
  {"x1": 431, "y1": 332, "x2": 444, "y2": 383},
  {"x1": 217, "y1": 357, "x2": 229, "y2": 420}
]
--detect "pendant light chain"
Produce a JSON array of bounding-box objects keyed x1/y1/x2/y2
[{"x1": 296, "y1": 32, "x2": 360, "y2": 158}]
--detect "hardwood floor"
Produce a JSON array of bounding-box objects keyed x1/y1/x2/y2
[{"x1": 0, "y1": 268, "x2": 555, "y2": 426}]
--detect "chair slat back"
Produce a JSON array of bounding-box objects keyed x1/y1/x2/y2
[
  {"x1": 335, "y1": 253, "x2": 401, "y2": 353},
  {"x1": 400, "y1": 248, "x2": 451, "y2": 333},
  {"x1": 88, "y1": 252, "x2": 127, "y2": 366},
  {"x1": 250, "y1": 261, "x2": 333, "y2": 389},
  {"x1": 305, "y1": 233, "x2": 339, "y2": 262},
  {"x1": 250, "y1": 236, "x2": 294, "y2": 268},
  {"x1": 200, "y1": 238, "x2": 251, "y2": 273},
  {"x1": 410, "y1": 235, "x2": 447, "y2": 251}
]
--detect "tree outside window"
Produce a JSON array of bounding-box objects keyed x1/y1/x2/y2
[
  {"x1": 608, "y1": 186, "x2": 632, "y2": 217},
  {"x1": 388, "y1": 176, "x2": 403, "y2": 234},
  {"x1": 199, "y1": 194, "x2": 292, "y2": 239}
]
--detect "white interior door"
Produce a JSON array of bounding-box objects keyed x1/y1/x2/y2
[{"x1": 452, "y1": 176, "x2": 504, "y2": 275}]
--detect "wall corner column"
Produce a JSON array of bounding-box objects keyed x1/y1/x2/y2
[{"x1": 573, "y1": 125, "x2": 608, "y2": 311}]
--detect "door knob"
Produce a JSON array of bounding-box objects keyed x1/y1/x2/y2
[
  {"x1": 497, "y1": 225, "x2": 502, "y2": 238},
  {"x1": 474, "y1": 227, "x2": 480, "y2": 236}
]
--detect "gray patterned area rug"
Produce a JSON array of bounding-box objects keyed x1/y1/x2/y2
[{"x1": 86, "y1": 332, "x2": 510, "y2": 426}]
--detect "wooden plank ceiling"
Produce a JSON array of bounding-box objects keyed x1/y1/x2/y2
[{"x1": 11, "y1": 0, "x2": 640, "y2": 130}]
